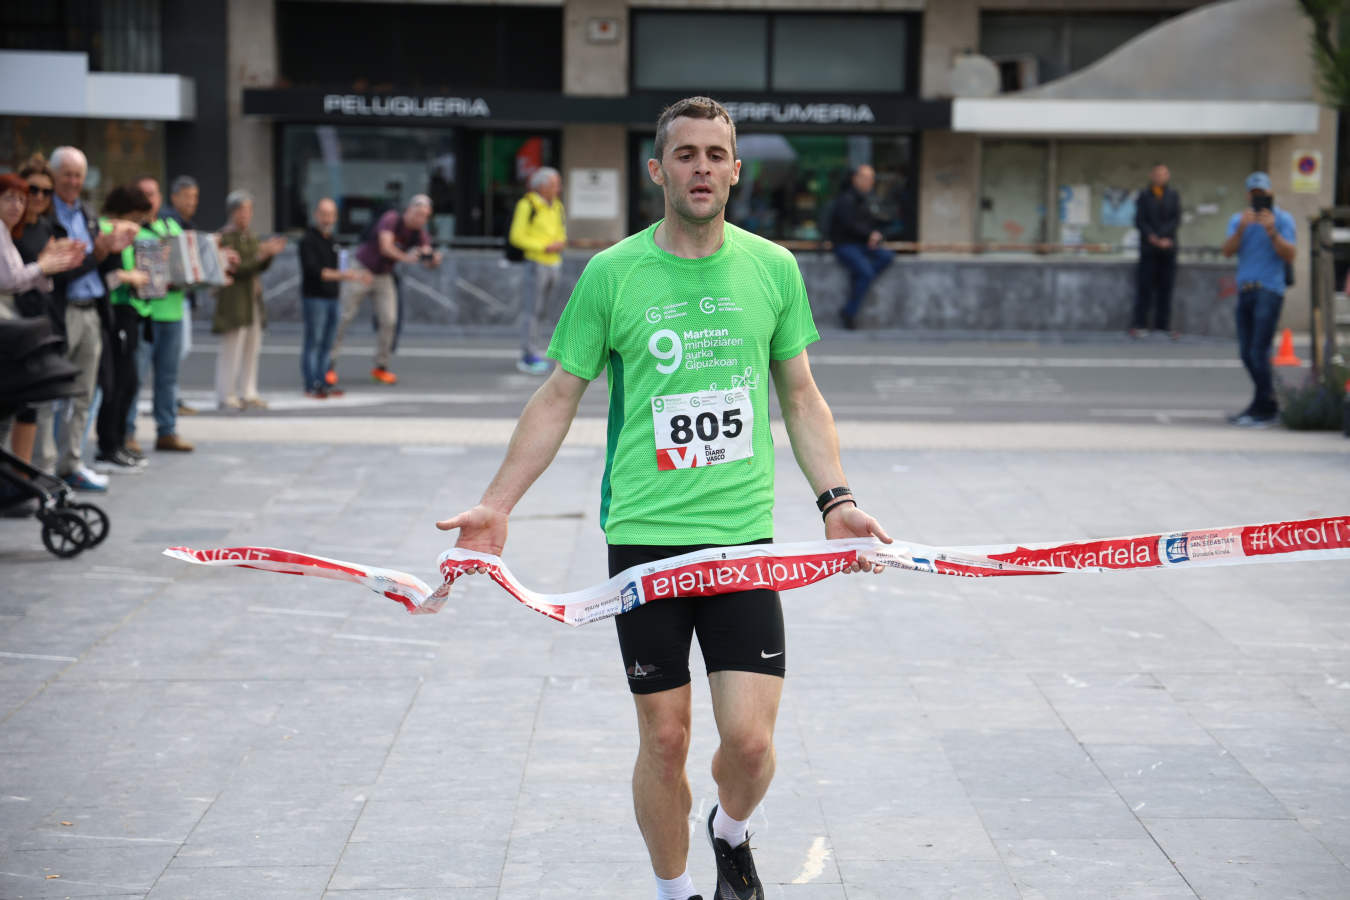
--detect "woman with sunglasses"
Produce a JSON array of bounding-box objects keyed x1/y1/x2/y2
[{"x1": 0, "y1": 170, "x2": 84, "y2": 509}]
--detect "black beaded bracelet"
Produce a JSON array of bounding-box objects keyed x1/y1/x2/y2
[
  {"x1": 821, "y1": 498, "x2": 857, "y2": 521},
  {"x1": 815, "y1": 486, "x2": 852, "y2": 511}
]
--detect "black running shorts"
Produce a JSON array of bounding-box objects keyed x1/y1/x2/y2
[{"x1": 608, "y1": 540, "x2": 786, "y2": 695}]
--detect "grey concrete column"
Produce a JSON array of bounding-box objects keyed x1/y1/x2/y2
[
  {"x1": 563, "y1": 0, "x2": 627, "y2": 97},
  {"x1": 918, "y1": 131, "x2": 980, "y2": 246},
  {"x1": 562, "y1": 124, "x2": 629, "y2": 244},
  {"x1": 226, "y1": 0, "x2": 278, "y2": 231}
]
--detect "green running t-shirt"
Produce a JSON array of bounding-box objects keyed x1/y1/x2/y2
[{"x1": 547, "y1": 221, "x2": 820, "y2": 546}]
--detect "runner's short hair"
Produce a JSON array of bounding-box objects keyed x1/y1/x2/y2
[
  {"x1": 170, "y1": 175, "x2": 198, "y2": 195},
  {"x1": 653, "y1": 96, "x2": 737, "y2": 163}
]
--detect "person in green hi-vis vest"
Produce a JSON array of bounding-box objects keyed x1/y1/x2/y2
[{"x1": 124, "y1": 175, "x2": 194, "y2": 452}]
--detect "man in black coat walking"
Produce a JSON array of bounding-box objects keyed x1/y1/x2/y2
[{"x1": 1132, "y1": 163, "x2": 1181, "y2": 338}]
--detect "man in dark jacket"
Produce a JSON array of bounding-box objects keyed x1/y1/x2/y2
[
  {"x1": 1132, "y1": 163, "x2": 1181, "y2": 338},
  {"x1": 828, "y1": 165, "x2": 893, "y2": 330}
]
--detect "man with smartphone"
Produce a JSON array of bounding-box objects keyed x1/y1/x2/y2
[{"x1": 1221, "y1": 172, "x2": 1296, "y2": 427}]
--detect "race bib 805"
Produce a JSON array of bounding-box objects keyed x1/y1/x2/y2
[{"x1": 651, "y1": 387, "x2": 754, "y2": 470}]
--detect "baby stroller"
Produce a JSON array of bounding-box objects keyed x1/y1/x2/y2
[{"x1": 0, "y1": 317, "x2": 109, "y2": 558}]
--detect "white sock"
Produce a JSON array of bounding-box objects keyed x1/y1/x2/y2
[
  {"x1": 655, "y1": 869, "x2": 697, "y2": 900},
  {"x1": 713, "y1": 804, "x2": 750, "y2": 847}
]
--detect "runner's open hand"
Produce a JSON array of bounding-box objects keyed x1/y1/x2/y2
[
  {"x1": 824, "y1": 503, "x2": 892, "y2": 574},
  {"x1": 435, "y1": 505, "x2": 509, "y2": 575}
]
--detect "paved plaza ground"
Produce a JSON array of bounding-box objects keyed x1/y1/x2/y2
[{"x1": 1, "y1": 334, "x2": 1348, "y2": 899}]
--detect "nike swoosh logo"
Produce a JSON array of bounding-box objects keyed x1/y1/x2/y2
[{"x1": 760, "y1": 650, "x2": 784, "y2": 659}]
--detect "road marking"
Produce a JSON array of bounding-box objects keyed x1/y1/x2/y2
[
  {"x1": 191, "y1": 341, "x2": 1248, "y2": 368},
  {"x1": 334, "y1": 633, "x2": 442, "y2": 647},
  {"x1": 792, "y1": 836, "x2": 832, "y2": 884},
  {"x1": 829, "y1": 404, "x2": 955, "y2": 416},
  {"x1": 0, "y1": 651, "x2": 77, "y2": 662},
  {"x1": 249, "y1": 605, "x2": 349, "y2": 619},
  {"x1": 1088, "y1": 408, "x2": 1224, "y2": 422},
  {"x1": 812, "y1": 354, "x2": 1243, "y2": 369}
]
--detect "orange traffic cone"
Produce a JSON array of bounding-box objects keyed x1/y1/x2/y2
[{"x1": 1272, "y1": 328, "x2": 1302, "y2": 366}]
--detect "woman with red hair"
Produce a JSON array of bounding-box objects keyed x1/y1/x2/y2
[{"x1": 0, "y1": 173, "x2": 83, "y2": 305}]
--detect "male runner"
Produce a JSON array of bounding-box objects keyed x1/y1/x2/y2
[{"x1": 437, "y1": 96, "x2": 891, "y2": 900}]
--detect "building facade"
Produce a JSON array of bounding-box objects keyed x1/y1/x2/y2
[{"x1": 1, "y1": 0, "x2": 1340, "y2": 329}]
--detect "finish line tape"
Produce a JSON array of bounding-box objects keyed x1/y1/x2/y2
[{"x1": 164, "y1": 515, "x2": 1350, "y2": 627}]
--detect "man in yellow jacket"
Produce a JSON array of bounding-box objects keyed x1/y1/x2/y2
[{"x1": 508, "y1": 167, "x2": 566, "y2": 374}]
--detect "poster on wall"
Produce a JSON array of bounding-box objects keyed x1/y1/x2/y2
[
  {"x1": 1058, "y1": 184, "x2": 1091, "y2": 226},
  {"x1": 1292, "y1": 150, "x2": 1321, "y2": 193},
  {"x1": 1100, "y1": 188, "x2": 1137, "y2": 228},
  {"x1": 569, "y1": 168, "x2": 620, "y2": 219}
]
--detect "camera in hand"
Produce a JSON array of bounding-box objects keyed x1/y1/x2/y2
[{"x1": 1251, "y1": 194, "x2": 1273, "y2": 212}]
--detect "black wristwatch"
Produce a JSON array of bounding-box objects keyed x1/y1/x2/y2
[{"x1": 815, "y1": 486, "x2": 852, "y2": 511}]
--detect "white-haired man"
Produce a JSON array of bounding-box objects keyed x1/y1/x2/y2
[
  {"x1": 329, "y1": 194, "x2": 441, "y2": 385},
  {"x1": 508, "y1": 166, "x2": 566, "y2": 374},
  {"x1": 34, "y1": 146, "x2": 136, "y2": 490}
]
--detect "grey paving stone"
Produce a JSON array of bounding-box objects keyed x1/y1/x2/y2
[
  {"x1": 0, "y1": 845, "x2": 176, "y2": 897},
  {"x1": 174, "y1": 790, "x2": 367, "y2": 868},
  {"x1": 1032, "y1": 671, "x2": 1215, "y2": 745},
  {"x1": 1087, "y1": 743, "x2": 1289, "y2": 819},
  {"x1": 1145, "y1": 817, "x2": 1350, "y2": 900},
  {"x1": 940, "y1": 729, "x2": 1112, "y2": 798},
  {"x1": 968, "y1": 791, "x2": 1145, "y2": 841},
  {"x1": 832, "y1": 859, "x2": 1020, "y2": 899},
  {"x1": 327, "y1": 837, "x2": 508, "y2": 890},
  {"x1": 998, "y1": 838, "x2": 1197, "y2": 899},
  {"x1": 325, "y1": 891, "x2": 496, "y2": 899},
  {"x1": 3, "y1": 431, "x2": 1349, "y2": 898},
  {"x1": 147, "y1": 863, "x2": 331, "y2": 899}
]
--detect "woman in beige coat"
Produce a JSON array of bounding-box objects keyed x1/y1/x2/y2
[{"x1": 213, "y1": 190, "x2": 286, "y2": 410}]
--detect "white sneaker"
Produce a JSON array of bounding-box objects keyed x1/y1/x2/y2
[{"x1": 76, "y1": 465, "x2": 110, "y2": 488}]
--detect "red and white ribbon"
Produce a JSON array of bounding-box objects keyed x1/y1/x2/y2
[{"x1": 164, "y1": 514, "x2": 1350, "y2": 627}]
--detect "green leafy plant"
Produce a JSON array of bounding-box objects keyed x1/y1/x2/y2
[
  {"x1": 1279, "y1": 362, "x2": 1348, "y2": 430},
  {"x1": 1298, "y1": 0, "x2": 1350, "y2": 108}
]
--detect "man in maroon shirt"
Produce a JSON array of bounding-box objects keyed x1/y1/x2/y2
[{"x1": 329, "y1": 194, "x2": 442, "y2": 385}]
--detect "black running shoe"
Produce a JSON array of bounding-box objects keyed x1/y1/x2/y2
[{"x1": 706, "y1": 805, "x2": 763, "y2": 900}]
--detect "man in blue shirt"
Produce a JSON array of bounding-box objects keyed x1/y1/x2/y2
[
  {"x1": 35, "y1": 146, "x2": 136, "y2": 490},
  {"x1": 1222, "y1": 172, "x2": 1297, "y2": 427}
]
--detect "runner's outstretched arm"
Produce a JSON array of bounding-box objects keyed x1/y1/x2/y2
[
  {"x1": 436, "y1": 367, "x2": 590, "y2": 565},
  {"x1": 770, "y1": 350, "x2": 892, "y2": 573}
]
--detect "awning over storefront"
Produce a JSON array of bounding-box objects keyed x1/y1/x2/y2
[
  {"x1": 0, "y1": 51, "x2": 195, "y2": 121},
  {"x1": 952, "y1": 99, "x2": 1321, "y2": 136}
]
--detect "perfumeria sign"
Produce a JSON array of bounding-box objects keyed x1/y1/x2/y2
[
  {"x1": 322, "y1": 94, "x2": 492, "y2": 118},
  {"x1": 721, "y1": 102, "x2": 876, "y2": 125}
]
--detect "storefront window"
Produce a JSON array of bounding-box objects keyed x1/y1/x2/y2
[
  {"x1": 1055, "y1": 140, "x2": 1259, "y2": 249},
  {"x1": 980, "y1": 12, "x2": 1173, "y2": 91},
  {"x1": 633, "y1": 13, "x2": 767, "y2": 91},
  {"x1": 633, "y1": 133, "x2": 915, "y2": 242},
  {"x1": 632, "y1": 11, "x2": 916, "y2": 94},
  {"x1": 0, "y1": 117, "x2": 165, "y2": 213},
  {"x1": 979, "y1": 141, "x2": 1048, "y2": 245},
  {"x1": 278, "y1": 125, "x2": 560, "y2": 241},
  {"x1": 978, "y1": 138, "x2": 1262, "y2": 251},
  {"x1": 771, "y1": 16, "x2": 908, "y2": 93},
  {"x1": 477, "y1": 132, "x2": 560, "y2": 242},
  {"x1": 279, "y1": 125, "x2": 458, "y2": 239}
]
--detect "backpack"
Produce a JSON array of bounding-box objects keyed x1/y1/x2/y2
[{"x1": 504, "y1": 195, "x2": 537, "y2": 263}]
